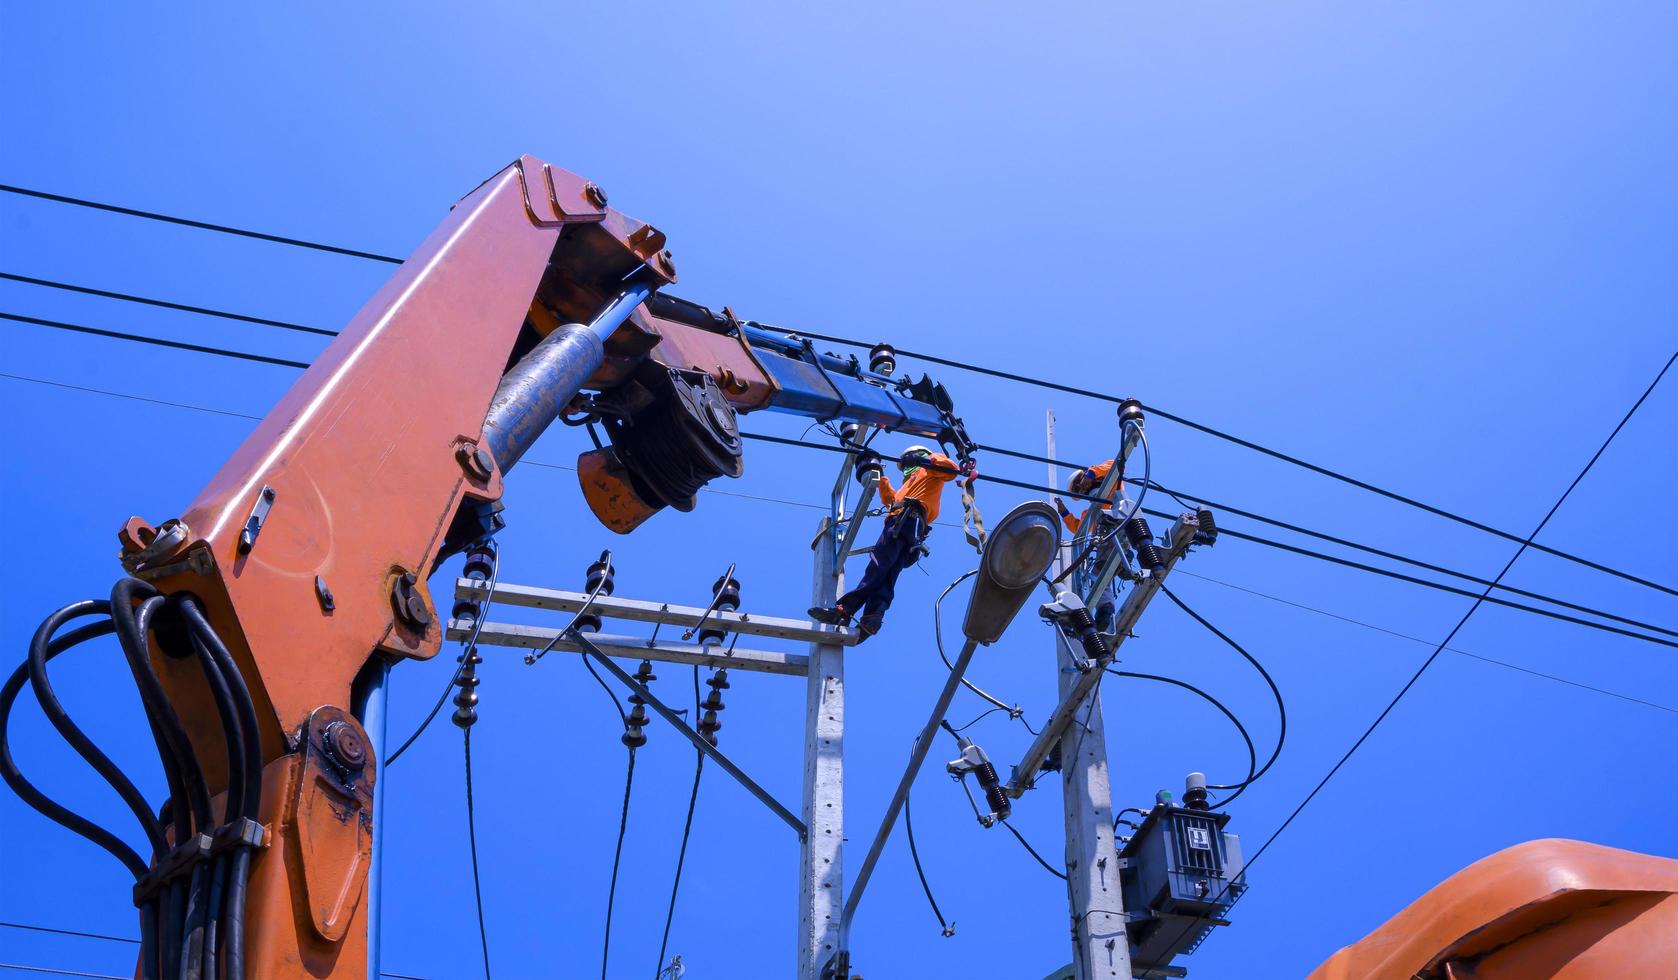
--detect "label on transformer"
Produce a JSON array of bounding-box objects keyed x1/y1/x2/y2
[{"x1": 1186, "y1": 826, "x2": 1213, "y2": 851}]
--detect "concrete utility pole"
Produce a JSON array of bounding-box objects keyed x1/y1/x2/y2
[
  {"x1": 1047, "y1": 411, "x2": 1132, "y2": 980},
  {"x1": 799, "y1": 454, "x2": 854, "y2": 977}
]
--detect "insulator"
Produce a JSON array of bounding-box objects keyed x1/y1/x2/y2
[
  {"x1": 1060, "y1": 603, "x2": 1112, "y2": 662},
  {"x1": 451, "y1": 690, "x2": 479, "y2": 729},
  {"x1": 1125, "y1": 516, "x2": 1163, "y2": 569},
  {"x1": 700, "y1": 577, "x2": 742, "y2": 645},
  {"x1": 853, "y1": 449, "x2": 883, "y2": 487},
  {"x1": 461, "y1": 546, "x2": 495, "y2": 583},
  {"x1": 1183, "y1": 772, "x2": 1210, "y2": 811},
  {"x1": 707, "y1": 669, "x2": 731, "y2": 691},
  {"x1": 1116, "y1": 397, "x2": 1145, "y2": 430},
  {"x1": 869, "y1": 342, "x2": 897, "y2": 377},
  {"x1": 839, "y1": 421, "x2": 861, "y2": 444},
  {"x1": 1194, "y1": 506, "x2": 1219, "y2": 547},
  {"x1": 634, "y1": 660, "x2": 656, "y2": 684},
  {"x1": 702, "y1": 690, "x2": 725, "y2": 712},
  {"x1": 627, "y1": 705, "x2": 649, "y2": 728},
  {"x1": 578, "y1": 551, "x2": 616, "y2": 634},
  {"x1": 622, "y1": 727, "x2": 647, "y2": 749},
  {"x1": 699, "y1": 709, "x2": 721, "y2": 736}
]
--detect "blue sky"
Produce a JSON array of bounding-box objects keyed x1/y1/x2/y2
[{"x1": 2, "y1": 3, "x2": 1675, "y2": 979}]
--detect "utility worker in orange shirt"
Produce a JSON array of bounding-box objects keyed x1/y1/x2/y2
[
  {"x1": 1054, "y1": 458, "x2": 1126, "y2": 633},
  {"x1": 1053, "y1": 459, "x2": 1122, "y2": 534},
  {"x1": 809, "y1": 445, "x2": 975, "y2": 640}
]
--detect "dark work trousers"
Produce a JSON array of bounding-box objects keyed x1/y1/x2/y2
[{"x1": 837, "y1": 505, "x2": 928, "y2": 629}]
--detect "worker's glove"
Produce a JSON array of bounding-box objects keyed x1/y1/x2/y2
[
  {"x1": 959, "y1": 457, "x2": 977, "y2": 478},
  {"x1": 1053, "y1": 496, "x2": 1070, "y2": 514},
  {"x1": 854, "y1": 449, "x2": 883, "y2": 486}
]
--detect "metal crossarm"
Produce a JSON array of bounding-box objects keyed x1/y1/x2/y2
[
  {"x1": 455, "y1": 579, "x2": 861, "y2": 647},
  {"x1": 444, "y1": 621, "x2": 810, "y2": 676}
]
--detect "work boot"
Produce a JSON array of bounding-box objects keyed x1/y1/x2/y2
[
  {"x1": 857, "y1": 614, "x2": 883, "y2": 640},
  {"x1": 808, "y1": 605, "x2": 850, "y2": 626}
]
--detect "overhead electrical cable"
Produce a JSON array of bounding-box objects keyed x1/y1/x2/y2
[
  {"x1": 6, "y1": 297, "x2": 1671, "y2": 640},
  {"x1": 654, "y1": 668, "x2": 706, "y2": 978},
  {"x1": 386, "y1": 545, "x2": 500, "y2": 766},
  {"x1": 1108, "y1": 670, "x2": 1257, "y2": 808},
  {"x1": 462, "y1": 729, "x2": 491, "y2": 980},
  {"x1": 0, "y1": 272, "x2": 337, "y2": 337},
  {"x1": 1140, "y1": 346, "x2": 1678, "y2": 974},
  {"x1": 0, "y1": 184, "x2": 404, "y2": 263},
  {"x1": 3, "y1": 370, "x2": 1670, "y2": 707},
  {"x1": 1172, "y1": 568, "x2": 1678, "y2": 715},
  {"x1": 5, "y1": 182, "x2": 1672, "y2": 595},
  {"x1": 1160, "y1": 586, "x2": 1286, "y2": 798}
]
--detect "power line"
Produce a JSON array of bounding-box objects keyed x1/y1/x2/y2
[
  {"x1": 0, "y1": 272, "x2": 337, "y2": 337},
  {"x1": 1159, "y1": 585, "x2": 1287, "y2": 805},
  {"x1": 5, "y1": 369, "x2": 1671, "y2": 708},
  {"x1": 600, "y1": 748, "x2": 636, "y2": 980},
  {"x1": 0, "y1": 184, "x2": 403, "y2": 263},
  {"x1": 1173, "y1": 567, "x2": 1678, "y2": 715},
  {"x1": 463, "y1": 729, "x2": 492, "y2": 980},
  {"x1": 0, "y1": 964, "x2": 124, "y2": 980},
  {"x1": 2, "y1": 310, "x2": 310, "y2": 368},
  {"x1": 0, "y1": 923, "x2": 136, "y2": 945},
  {"x1": 4, "y1": 351, "x2": 1670, "y2": 649},
  {"x1": 903, "y1": 789, "x2": 953, "y2": 936},
  {"x1": 7, "y1": 282, "x2": 1673, "y2": 640},
  {"x1": 655, "y1": 670, "x2": 706, "y2": 976},
  {"x1": 6, "y1": 181, "x2": 1672, "y2": 597},
  {"x1": 1144, "y1": 479, "x2": 1678, "y2": 640},
  {"x1": 1141, "y1": 346, "x2": 1678, "y2": 973},
  {"x1": 751, "y1": 321, "x2": 1678, "y2": 602},
  {"x1": 741, "y1": 430, "x2": 1678, "y2": 650},
  {"x1": 1108, "y1": 670, "x2": 1257, "y2": 806}
]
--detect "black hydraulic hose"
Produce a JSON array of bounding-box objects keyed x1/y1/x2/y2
[
  {"x1": 183, "y1": 627, "x2": 248, "y2": 823},
  {"x1": 176, "y1": 599, "x2": 261, "y2": 980},
  {"x1": 111, "y1": 580, "x2": 212, "y2": 835},
  {"x1": 224, "y1": 845, "x2": 252, "y2": 980},
  {"x1": 25, "y1": 600, "x2": 167, "y2": 858},
  {"x1": 179, "y1": 862, "x2": 210, "y2": 979},
  {"x1": 180, "y1": 597, "x2": 264, "y2": 818},
  {"x1": 203, "y1": 855, "x2": 228, "y2": 980},
  {"x1": 1, "y1": 609, "x2": 150, "y2": 876}
]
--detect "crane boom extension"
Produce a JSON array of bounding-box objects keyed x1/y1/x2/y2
[{"x1": 15, "y1": 156, "x2": 960, "y2": 980}]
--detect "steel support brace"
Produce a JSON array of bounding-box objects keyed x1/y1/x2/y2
[
  {"x1": 800, "y1": 456, "x2": 852, "y2": 978},
  {"x1": 570, "y1": 630, "x2": 807, "y2": 838}
]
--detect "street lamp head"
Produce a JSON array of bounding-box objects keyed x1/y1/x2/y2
[{"x1": 963, "y1": 501, "x2": 1062, "y2": 644}]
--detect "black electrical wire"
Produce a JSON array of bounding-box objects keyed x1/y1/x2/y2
[
  {"x1": 6, "y1": 182, "x2": 1672, "y2": 595},
  {"x1": 1, "y1": 311, "x2": 312, "y2": 369},
  {"x1": 743, "y1": 319, "x2": 1678, "y2": 601},
  {"x1": 463, "y1": 728, "x2": 492, "y2": 980},
  {"x1": 1160, "y1": 586, "x2": 1286, "y2": 799},
  {"x1": 0, "y1": 184, "x2": 404, "y2": 263},
  {"x1": 6, "y1": 302, "x2": 1669, "y2": 643},
  {"x1": 950, "y1": 706, "x2": 1007, "y2": 732},
  {"x1": 750, "y1": 430, "x2": 1678, "y2": 648},
  {"x1": 1196, "y1": 517, "x2": 1678, "y2": 649},
  {"x1": 1175, "y1": 568, "x2": 1678, "y2": 715},
  {"x1": 1107, "y1": 671, "x2": 1256, "y2": 807},
  {"x1": 1138, "y1": 346, "x2": 1678, "y2": 975},
  {"x1": 387, "y1": 546, "x2": 500, "y2": 766},
  {"x1": 1142, "y1": 479, "x2": 1678, "y2": 641},
  {"x1": 654, "y1": 669, "x2": 706, "y2": 979},
  {"x1": 902, "y1": 789, "x2": 953, "y2": 937},
  {"x1": 933, "y1": 570, "x2": 1027, "y2": 721},
  {"x1": 0, "y1": 272, "x2": 338, "y2": 337},
  {"x1": 997, "y1": 819, "x2": 1066, "y2": 881},
  {"x1": 600, "y1": 747, "x2": 637, "y2": 980}
]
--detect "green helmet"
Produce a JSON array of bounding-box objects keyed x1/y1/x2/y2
[{"x1": 900, "y1": 445, "x2": 934, "y2": 472}]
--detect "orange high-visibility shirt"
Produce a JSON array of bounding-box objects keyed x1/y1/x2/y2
[
  {"x1": 1063, "y1": 459, "x2": 1122, "y2": 534},
  {"x1": 878, "y1": 452, "x2": 958, "y2": 523}
]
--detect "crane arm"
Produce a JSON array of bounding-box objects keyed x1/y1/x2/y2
[{"x1": 15, "y1": 155, "x2": 959, "y2": 979}]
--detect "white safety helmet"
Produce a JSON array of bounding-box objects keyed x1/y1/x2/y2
[{"x1": 900, "y1": 445, "x2": 934, "y2": 472}]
